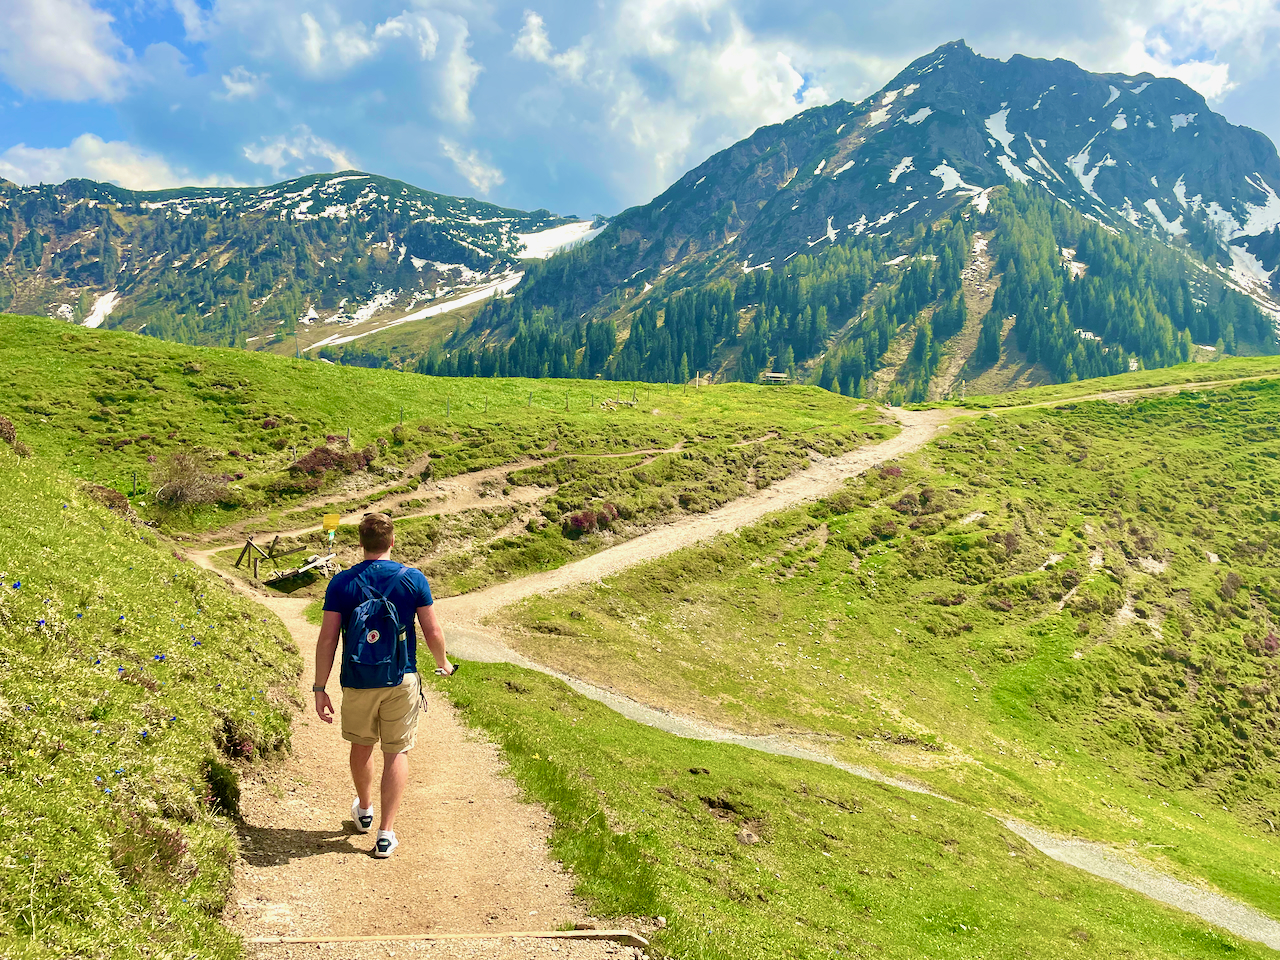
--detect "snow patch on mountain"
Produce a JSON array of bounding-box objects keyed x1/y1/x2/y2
[
  {"x1": 1112, "y1": 111, "x2": 1128, "y2": 130},
  {"x1": 82, "y1": 290, "x2": 119, "y2": 329},
  {"x1": 1132, "y1": 82, "x2": 1151, "y2": 95},
  {"x1": 866, "y1": 107, "x2": 892, "y2": 127},
  {"x1": 1229, "y1": 245, "x2": 1277, "y2": 290},
  {"x1": 1205, "y1": 201, "x2": 1243, "y2": 239},
  {"x1": 833, "y1": 159, "x2": 855, "y2": 176},
  {"x1": 1242, "y1": 175, "x2": 1280, "y2": 236},
  {"x1": 903, "y1": 107, "x2": 933, "y2": 125},
  {"x1": 985, "y1": 108, "x2": 1015, "y2": 154},
  {"x1": 932, "y1": 162, "x2": 981, "y2": 196},
  {"x1": 998, "y1": 155, "x2": 1030, "y2": 184},
  {"x1": 889, "y1": 157, "x2": 915, "y2": 184},
  {"x1": 1065, "y1": 134, "x2": 1115, "y2": 201},
  {"x1": 1104, "y1": 85, "x2": 1121, "y2": 107},
  {"x1": 1144, "y1": 199, "x2": 1186, "y2": 236},
  {"x1": 814, "y1": 159, "x2": 827, "y2": 175},
  {"x1": 1024, "y1": 135, "x2": 1066, "y2": 183},
  {"x1": 1172, "y1": 113, "x2": 1197, "y2": 130},
  {"x1": 516, "y1": 221, "x2": 604, "y2": 259}
]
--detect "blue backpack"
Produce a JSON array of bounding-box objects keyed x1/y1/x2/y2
[{"x1": 341, "y1": 566, "x2": 412, "y2": 689}]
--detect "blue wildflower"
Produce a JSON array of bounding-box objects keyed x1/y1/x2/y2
[
  {"x1": 104, "y1": 788, "x2": 111, "y2": 794},
  {"x1": 140, "y1": 730, "x2": 148, "y2": 738},
  {"x1": 11, "y1": 581, "x2": 19, "y2": 589},
  {"x1": 37, "y1": 619, "x2": 45, "y2": 627},
  {"x1": 94, "y1": 659, "x2": 101, "y2": 665},
  {"x1": 77, "y1": 613, "x2": 83, "y2": 619},
  {"x1": 95, "y1": 776, "x2": 101, "y2": 782},
  {"x1": 119, "y1": 615, "x2": 125, "y2": 621}
]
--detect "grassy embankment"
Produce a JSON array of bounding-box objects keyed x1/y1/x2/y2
[
  {"x1": 500, "y1": 380, "x2": 1280, "y2": 920},
  {"x1": 435, "y1": 662, "x2": 1273, "y2": 959},
  {"x1": 955, "y1": 354, "x2": 1280, "y2": 409},
  {"x1": 0, "y1": 441, "x2": 299, "y2": 958},
  {"x1": 0, "y1": 315, "x2": 891, "y2": 555}
]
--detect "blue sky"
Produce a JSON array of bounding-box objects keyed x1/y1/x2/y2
[{"x1": 1, "y1": 0, "x2": 1278, "y2": 217}]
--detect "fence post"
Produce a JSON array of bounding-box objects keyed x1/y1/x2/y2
[
  {"x1": 346, "y1": 426, "x2": 350, "y2": 442},
  {"x1": 292, "y1": 446, "x2": 297, "y2": 463},
  {"x1": 132, "y1": 472, "x2": 137, "y2": 497},
  {"x1": 528, "y1": 392, "x2": 532, "y2": 407}
]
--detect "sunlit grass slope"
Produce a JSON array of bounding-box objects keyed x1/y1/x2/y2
[
  {"x1": 959, "y1": 354, "x2": 1280, "y2": 409},
  {"x1": 438, "y1": 663, "x2": 1273, "y2": 960},
  {"x1": 504, "y1": 381, "x2": 1280, "y2": 918},
  {"x1": 0, "y1": 445, "x2": 299, "y2": 959},
  {"x1": 0, "y1": 314, "x2": 889, "y2": 534}
]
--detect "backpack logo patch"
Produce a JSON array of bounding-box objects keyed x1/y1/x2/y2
[{"x1": 366, "y1": 629, "x2": 381, "y2": 644}]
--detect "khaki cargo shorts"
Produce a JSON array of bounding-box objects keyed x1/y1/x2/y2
[{"x1": 341, "y1": 673, "x2": 421, "y2": 753}]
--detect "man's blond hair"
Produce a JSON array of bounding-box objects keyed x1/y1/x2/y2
[{"x1": 358, "y1": 513, "x2": 395, "y2": 553}]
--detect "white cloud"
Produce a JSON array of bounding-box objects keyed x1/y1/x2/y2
[
  {"x1": 219, "y1": 66, "x2": 265, "y2": 100},
  {"x1": 0, "y1": 0, "x2": 133, "y2": 101},
  {"x1": 440, "y1": 138, "x2": 505, "y2": 194},
  {"x1": 243, "y1": 125, "x2": 357, "y2": 177},
  {"x1": 437, "y1": 24, "x2": 484, "y2": 124},
  {"x1": 513, "y1": 1, "x2": 829, "y2": 197},
  {"x1": 514, "y1": 11, "x2": 587, "y2": 80},
  {"x1": 0, "y1": 134, "x2": 239, "y2": 189},
  {"x1": 373, "y1": 12, "x2": 440, "y2": 60}
]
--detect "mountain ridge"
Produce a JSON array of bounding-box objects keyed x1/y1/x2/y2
[{"x1": 0, "y1": 169, "x2": 590, "y2": 346}]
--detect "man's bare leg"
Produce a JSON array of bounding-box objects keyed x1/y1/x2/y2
[
  {"x1": 350, "y1": 744, "x2": 376, "y2": 809},
  {"x1": 379, "y1": 751, "x2": 409, "y2": 832}
]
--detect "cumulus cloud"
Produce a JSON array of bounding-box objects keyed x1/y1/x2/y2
[
  {"x1": 0, "y1": 0, "x2": 133, "y2": 101},
  {"x1": 0, "y1": 134, "x2": 240, "y2": 189},
  {"x1": 243, "y1": 125, "x2": 357, "y2": 177},
  {"x1": 440, "y1": 138, "x2": 505, "y2": 194},
  {"x1": 438, "y1": 24, "x2": 484, "y2": 124},
  {"x1": 3, "y1": 0, "x2": 1278, "y2": 217},
  {"x1": 219, "y1": 66, "x2": 265, "y2": 100},
  {"x1": 511, "y1": 0, "x2": 829, "y2": 198}
]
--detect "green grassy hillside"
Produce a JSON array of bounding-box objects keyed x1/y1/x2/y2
[
  {"x1": 502, "y1": 381, "x2": 1280, "y2": 919},
  {"x1": 0, "y1": 315, "x2": 890, "y2": 538},
  {"x1": 437, "y1": 663, "x2": 1273, "y2": 960},
  {"x1": 0, "y1": 444, "x2": 299, "y2": 958}
]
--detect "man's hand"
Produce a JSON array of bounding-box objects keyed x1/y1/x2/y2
[
  {"x1": 315, "y1": 690, "x2": 335, "y2": 723},
  {"x1": 434, "y1": 661, "x2": 458, "y2": 676}
]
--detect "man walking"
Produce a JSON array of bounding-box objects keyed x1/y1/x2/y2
[{"x1": 313, "y1": 513, "x2": 454, "y2": 858}]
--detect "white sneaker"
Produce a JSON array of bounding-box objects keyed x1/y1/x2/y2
[
  {"x1": 351, "y1": 798, "x2": 374, "y2": 834},
  {"x1": 374, "y1": 830, "x2": 398, "y2": 858}
]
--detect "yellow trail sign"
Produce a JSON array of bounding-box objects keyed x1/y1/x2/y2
[{"x1": 322, "y1": 514, "x2": 341, "y2": 533}]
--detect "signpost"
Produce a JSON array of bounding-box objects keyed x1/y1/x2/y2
[{"x1": 323, "y1": 513, "x2": 340, "y2": 546}]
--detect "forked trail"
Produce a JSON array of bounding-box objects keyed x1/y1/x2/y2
[{"x1": 193, "y1": 379, "x2": 1280, "y2": 955}]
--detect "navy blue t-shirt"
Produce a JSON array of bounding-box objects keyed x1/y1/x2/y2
[{"x1": 323, "y1": 560, "x2": 434, "y2": 687}]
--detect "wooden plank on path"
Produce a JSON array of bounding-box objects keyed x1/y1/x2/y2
[{"x1": 248, "y1": 929, "x2": 650, "y2": 948}]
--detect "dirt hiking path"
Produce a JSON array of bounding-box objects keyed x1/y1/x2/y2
[
  {"x1": 193, "y1": 379, "x2": 1280, "y2": 955},
  {"x1": 190, "y1": 576, "x2": 633, "y2": 960}
]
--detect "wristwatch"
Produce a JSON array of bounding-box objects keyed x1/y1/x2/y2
[{"x1": 312, "y1": 685, "x2": 326, "y2": 692}]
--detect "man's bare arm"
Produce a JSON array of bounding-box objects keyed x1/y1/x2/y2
[
  {"x1": 313, "y1": 610, "x2": 343, "y2": 721},
  {"x1": 416, "y1": 604, "x2": 452, "y2": 674}
]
